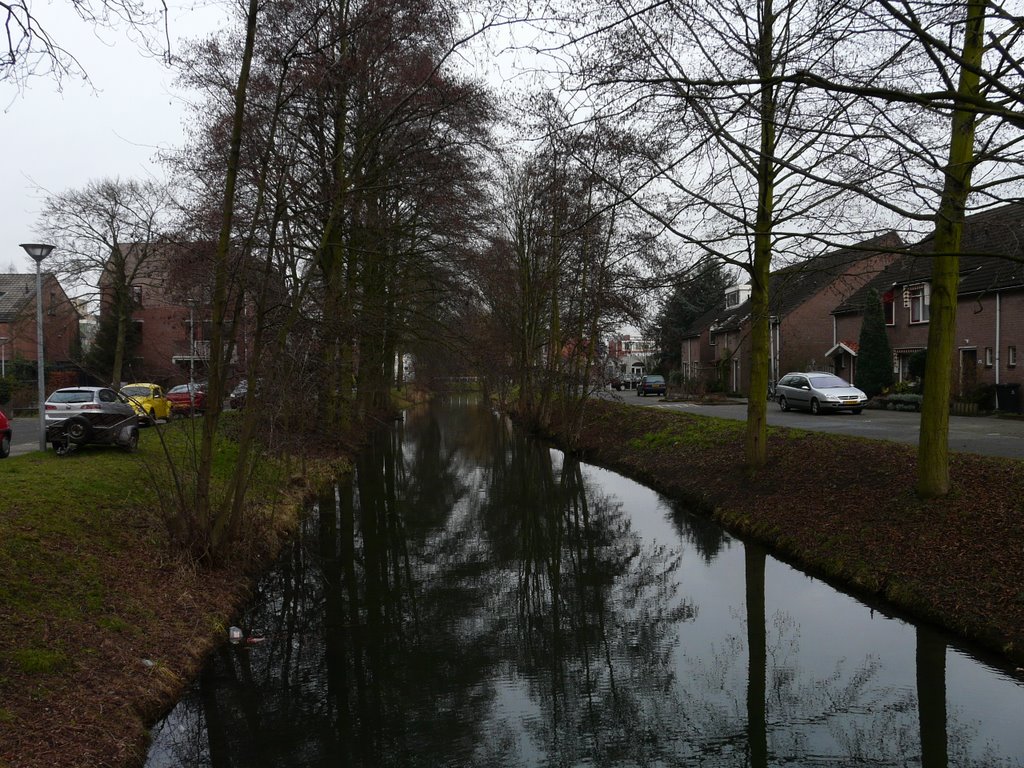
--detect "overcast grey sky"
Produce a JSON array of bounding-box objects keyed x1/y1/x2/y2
[{"x1": 2, "y1": 1, "x2": 228, "y2": 273}]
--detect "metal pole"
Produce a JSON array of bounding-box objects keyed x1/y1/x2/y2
[
  {"x1": 189, "y1": 304, "x2": 195, "y2": 386},
  {"x1": 21, "y1": 244, "x2": 54, "y2": 452},
  {"x1": 34, "y1": 259, "x2": 45, "y2": 451}
]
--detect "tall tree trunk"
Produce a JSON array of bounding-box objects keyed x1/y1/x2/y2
[
  {"x1": 745, "y1": 0, "x2": 776, "y2": 471},
  {"x1": 917, "y1": 0, "x2": 984, "y2": 498},
  {"x1": 203, "y1": 0, "x2": 260, "y2": 559}
]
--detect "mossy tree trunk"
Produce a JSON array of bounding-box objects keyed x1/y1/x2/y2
[
  {"x1": 917, "y1": 0, "x2": 984, "y2": 499},
  {"x1": 745, "y1": 0, "x2": 777, "y2": 472}
]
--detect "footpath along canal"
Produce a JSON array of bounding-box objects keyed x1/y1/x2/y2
[{"x1": 145, "y1": 396, "x2": 1024, "y2": 766}]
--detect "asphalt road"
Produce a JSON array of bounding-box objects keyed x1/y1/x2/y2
[
  {"x1": 599, "y1": 390, "x2": 1024, "y2": 459},
  {"x1": 9, "y1": 399, "x2": 1024, "y2": 460}
]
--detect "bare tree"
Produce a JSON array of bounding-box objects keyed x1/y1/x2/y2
[
  {"x1": 549, "y1": 0, "x2": 899, "y2": 471},
  {"x1": 36, "y1": 176, "x2": 174, "y2": 385},
  {"x1": 2, "y1": 0, "x2": 168, "y2": 91},
  {"x1": 787, "y1": 0, "x2": 1024, "y2": 497}
]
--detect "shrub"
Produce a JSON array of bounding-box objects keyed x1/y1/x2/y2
[
  {"x1": 878, "y1": 393, "x2": 923, "y2": 411},
  {"x1": 960, "y1": 383, "x2": 995, "y2": 407},
  {"x1": 855, "y1": 289, "x2": 894, "y2": 397}
]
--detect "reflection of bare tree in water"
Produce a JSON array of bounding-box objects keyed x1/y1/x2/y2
[
  {"x1": 147, "y1": 400, "x2": 1024, "y2": 768},
  {"x1": 490, "y1": 443, "x2": 697, "y2": 765},
  {"x1": 665, "y1": 511, "x2": 1017, "y2": 767},
  {"x1": 669, "y1": 499, "x2": 733, "y2": 564}
]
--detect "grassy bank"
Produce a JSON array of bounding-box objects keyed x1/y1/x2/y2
[
  {"x1": 558, "y1": 399, "x2": 1024, "y2": 667},
  {"x1": 0, "y1": 416, "x2": 349, "y2": 768}
]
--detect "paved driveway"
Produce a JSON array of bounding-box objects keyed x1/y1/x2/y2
[
  {"x1": 8, "y1": 417, "x2": 46, "y2": 458},
  {"x1": 599, "y1": 391, "x2": 1024, "y2": 459}
]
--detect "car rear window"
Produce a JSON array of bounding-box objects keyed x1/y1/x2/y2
[
  {"x1": 647, "y1": 375, "x2": 665, "y2": 383},
  {"x1": 48, "y1": 390, "x2": 96, "y2": 403},
  {"x1": 168, "y1": 385, "x2": 190, "y2": 394}
]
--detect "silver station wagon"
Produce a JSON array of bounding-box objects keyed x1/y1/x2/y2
[{"x1": 775, "y1": 372, "x2": 868, "y2": 415}]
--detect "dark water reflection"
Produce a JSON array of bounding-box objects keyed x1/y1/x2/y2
[{"x1": 147, "y1": 397, "x2": 1024, "y2": 767}]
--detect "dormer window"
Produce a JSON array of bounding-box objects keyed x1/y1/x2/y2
[{"x1": 724, "y1": 283, "x2": 751, "y2": 308}]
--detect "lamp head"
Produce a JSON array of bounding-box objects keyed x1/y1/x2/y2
[{"x1": 20, "y1": 243, "x2": 55, "y2": 263}]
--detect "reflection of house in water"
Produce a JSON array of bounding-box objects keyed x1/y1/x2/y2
[{"x1": 606, "y1": 332, "x2": 655, "y2": 382}]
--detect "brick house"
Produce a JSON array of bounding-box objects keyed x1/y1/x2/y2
[
  {"x1": 97, "y1": 242, "x2": 243, "y2": 386},
  {"x1": 95, "y1": 241, "x2": 268, "y2": 387},
  {"x1": 0, "y1": 273, "x2": 81, "y2": 404},
  {"x1": 681, "y1": 233, "x2": 902, "y2": 394},
  {"x1": 832, "y1": 202, "x2": 1024, "y2": 405}
]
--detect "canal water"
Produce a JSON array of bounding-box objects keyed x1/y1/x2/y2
[{"x1": 146, "y1": 397, "x2": 1024, "y2": 767}]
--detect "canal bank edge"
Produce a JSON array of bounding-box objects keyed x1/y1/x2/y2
[
  {"x1": 0, "y1": 444, "x2": 355, "y2": 768},
  {"x1": 552, "y1": 399, "x2": 1024, "y2": 670}
]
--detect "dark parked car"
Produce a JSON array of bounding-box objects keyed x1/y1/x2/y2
[
  {"x1": 167, "y1": 382, "x2": 207, "y2": 415},
  {"x1": 636, "y1": 374, "x2": 666, "y2": 397},
  {"x1": 775, "y1": 371, "x2": 867, "y2": 414},
  {"x1": 0, "y1": 409, "x2": 10, "y2": 458},
  {"x1": 44, "y1": 386, "x2": 140, "y2": 455},
  {"x1": 229, "y1": 379, "x2": 248, "y2": 410},
  {"x1": 610, "y1": 373, "x2": 642, "y2": 391}
]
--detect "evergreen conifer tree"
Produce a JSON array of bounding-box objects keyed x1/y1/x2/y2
[{"x1": 855, "y1": 289, "x2": 894, "y2": 397}]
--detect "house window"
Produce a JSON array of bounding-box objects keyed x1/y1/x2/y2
[
  {"x1": 725, "y1": 291, "x2": 739, "y2": 307},
  {"x1": 882, "y1": 290, "x2": 895, "y2": 325},
  {"x1": 906, "y1": 283, "x2": 929, "y2": 323},
  {"x1": 1009, "y1": 346, "x2": 1017, "y2": 368},
  {"x1": 985, "y1": 347, "x2": 993, "y2": 367},
  {"x1": 132, "y1": 286, "x2": 143, "y2": 306}
]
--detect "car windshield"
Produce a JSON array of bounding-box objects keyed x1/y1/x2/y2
[
  {"x1": 121, "y1": 386, "x2": 150, "y2": 397},
  {"x1": 48, "y1": 390, "x2": 96, "y2": 403},
  {"x1": 811, "y1": 375, "x2": 852, "y2": 389},
  {"x1": 168, "y1": 385, "x2": 191, "y2": 394}
]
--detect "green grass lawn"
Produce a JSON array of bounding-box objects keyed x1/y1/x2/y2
[{"x1": 0, "y1": 414, "x2": 340, "y2": 766}]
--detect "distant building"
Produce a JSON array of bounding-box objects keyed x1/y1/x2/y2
[
  {"x1": 0, "y1": 272, "x2": 82, "y2": 404},
  {"x1": 606, "y1": 333, "x2": 655, "y2": 382},
  {"x1": 681, "y1": 233, "x2": 902, "y2": 394}
]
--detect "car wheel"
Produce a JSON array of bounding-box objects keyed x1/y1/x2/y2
[
  {"x1": 778, "y1": 396, "x2": 789, "y2": 412},
  {"x1": 53, "y1": 439, "x2": 73, "y2": 457},
  {"x1": 66, "y1": 417, "x2": 93, "y2": 444},
  {"x1": 851, "y1": 408, "x2": 862, "y2": 415},
  {"x1": 810, "y1": 398, "x2": 820, "y2": 415},
  {"x1": 0, "y1": 433, "x2": 9, "y2": 458},
  {"x1": 123, "y1": 429, "x2": 139, "y2": 453}
]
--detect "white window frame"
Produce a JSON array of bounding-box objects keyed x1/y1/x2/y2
[
  {"x1": 907, "y1": 283, "x2": 929, "y2": 324},
  {"x1": 985, "y1": 347, "x2": 994, "y2": 367},
  {"x1": 1009, "y1": 346, "x2": 1017, "y2": 368}
]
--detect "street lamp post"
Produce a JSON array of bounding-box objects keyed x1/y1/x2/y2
[
  {"x1": 0, "y1": 336, "x2": 8, "y2": 379},
  {"x1": 20, "y1": 243, "x2": 55, "y2": 451}
]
